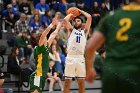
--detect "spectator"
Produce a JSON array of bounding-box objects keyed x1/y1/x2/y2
[
  {"x1": 29, "y1": 9, "x2": 40, "y2": 25},
  {"x1": 29, "y1": 31, "x2": 38, "y2": 71},
  {"x1": 105, "y1": 0, "x2": 111, "y2": 11},
  {"x1": 76, "y1": 0, "x2": 85, "y2": 10},
  {"x1": 49, "y1": 44, "x2": 64, "y2": 78},
  {"x1": 82, "y1": 0, "x2": 94, "y2": 13},
  {"x1": 14, "y1": 13, "x2": 29, "y2": 34},
  {"x1": 53, "y1": 35, "x2": 66, "y2": 70},
  {"x1": 30, "y1": 31, "x2": 37, "y2": 48},
  {"x1": 52, "y1": 1, "x2": 66, "y2": 15},
  {"x1": 55, "y1": 34, "x2": 67, "y2": 56},
  {"x1": 55, "y1": 12, "x2": 63, "y2": 20},
  {"x1": 58, "y1": 25, "x2": 68, "y2": 43},
  {"x1": 19, "y1": 0, "x2": 31, "y2": 16},
  {"x1": 33, "y1": 0, "x2": 40, "y2": 7},
  {"x1": 16, "y1": 31, "x2": 32, "y2": 59},
  {"x1": 0, "y1": 68, "x2": 4, "y2": 93},
  {"x1": 45, "y1": 0, "x2": 56, "y2": 9},
  {"x1": 42, "y1": 10, "x2": 52, "y2": 28},
  {"x1": 29, "y1": 14, "x2": 43, "y2": 32},
  {"x1": 7, "y1": 47, "x2": 33, "y2": 82},
  {"x1": 0, "y1": 69, "x2": 4, "y2": 87},
  {"x1": 91, "y1": 2, "x2": 101, "y2": 29},
  {"x1": 58, "y1": 26, "x2": 68, "y2": 56},
  {"x1": 2, "y1": 4, "x2": 19, "y2": 32},
  {"x1": 110, "y1": 0, "x2": 122, "y2": 10},
  {"x1": 35, "y1": 0, "x2": 50, "y2": 15},
  {"x1": 3, "y1": 0, "x2": 11, "y2": 9},
  {"x1": 62, "y1": 0, "x2": 76, "y2": 10},
  {"x1": 51, "y1": 39, "x2": 62, "y2": 52},
  {"x1": 45, "y1": 12, "x2": 63, "y2": 39},
  {"x1": 100, "y1": 2, "x2": 109, "y2": 17},
  {"x1": 11, "y1": 0, "x2": 20, "y2": 14},
  {"x1": 93, "y1": 0, "x2": 102, "y2": 7},
  {"x1": 47, "y1": 59, "x2": 63, "y2": 92},
  {"x1": 7, "y1": 47, "x2": 25, "y2": 75}
]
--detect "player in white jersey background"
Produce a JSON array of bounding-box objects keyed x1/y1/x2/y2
[{"x1": 63, "y1": 8, "x2": 92, "y2": 93}]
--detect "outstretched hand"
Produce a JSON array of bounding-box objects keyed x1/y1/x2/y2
[
  {"x1": 86, "y1": 68, "x2": 96, "y2": 83},
  {"x1": 56, "y1": 22, "x2": 62, "y2": 30},
  {"x1": 51, "y1": 17, "x2": 59, "y2": 26},
  {"x1": 68, "y1": 13, "x2": 76, "y2": 20}
]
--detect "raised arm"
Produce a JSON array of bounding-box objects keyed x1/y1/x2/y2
[
  {"x1": 78, "y1": 9, "x2": 92, "y2": 37},
  {"x1": 63, "y1": 14, "x2": 74, "y2": 32},
  {"x1": 38, "y1": 18, "x2": 57, "y2": 46},
  {"x1": 47, "y1": 22, "x2": 62, "y2": 47}
]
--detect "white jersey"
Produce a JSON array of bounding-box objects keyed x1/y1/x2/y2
[{"x1": 67, "y1": 28, "x2": 87, "y2": 55}]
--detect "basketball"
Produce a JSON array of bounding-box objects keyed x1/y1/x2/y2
[{"x1": 66, "y1": 7, "x2": 81, "y2": 17}]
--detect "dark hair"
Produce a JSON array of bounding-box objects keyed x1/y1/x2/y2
[
  {"x1": 31, "y1": 31, "x2": 36, "y2": 34},
  {"x1": 45, "y1": 10, "x2": 50, "y2": 17},
  {"x1": 50, "y1": 44, "x2": 60, "y2": 53},
  {"x1": 74, "y1": 16, "x2": 84, "y2": 23},
  {"x1": 10, "y1": 47, "x2": 18, "y2": 58},
  {"x1": 33, "y1": 14, "x2": 42, "y2": 22},
  {"x1": 36, "y1": 33, "x2": 42, "y2": 44}
]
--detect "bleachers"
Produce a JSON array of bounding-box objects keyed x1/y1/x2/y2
[
  {"x1": 0, "y1": 26, "x2": 102, "y2": 93},
  {"x1": 0, "y1": 31, "x2": 28, "y2": 92}
]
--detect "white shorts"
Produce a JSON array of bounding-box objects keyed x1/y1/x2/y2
[{"x1": 64, "y1": 55, "x2": 86, "y2": 78}]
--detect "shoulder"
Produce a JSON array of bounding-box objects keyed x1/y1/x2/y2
[
  {"x1": 16, "y1": 36, "x2": 21, "y2": 40},
  {"x1": 42, "y1": 16, "x2": 47, "y2": 20},
  {"x1": 71, "y1": 28, "x2": 76, "y2": 32},
  {"x1": 36, "y1": 3, "x2": 41, "y2": 7},
  {"x1": 2, "y1": 10, "x2": 8, "y2": 15},
  {"x1": 29, "y1": 21, "x2": 34, "y2": 25},
  {"x1": 16, "y1": 20, "x2": 21, "y2": 24},
  {"x1": 105, "y1": 10, "x2": 123, "y2": 19},
  {"x1": 45, "y1": 4, "x2": 49, "y2": 7}
]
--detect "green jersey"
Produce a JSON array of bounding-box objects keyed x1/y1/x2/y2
[
  {"x1": 96, "y1": 5, "x2": 140, "y2": 93},
  {"x1": 34, "y1": 45, "x2": 49, "y2": 77},
  {"x1": 96, "y1": 5, "x2": 140, "y2": 66}
]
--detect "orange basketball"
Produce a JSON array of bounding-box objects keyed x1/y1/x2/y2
[{"x1": 67, "y1": 7, "x2": 81, "y2": 17}]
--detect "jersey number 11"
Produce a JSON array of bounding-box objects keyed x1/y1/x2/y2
[{"x1": 76, "y1": 36, "x2": 81, "y2": 43}]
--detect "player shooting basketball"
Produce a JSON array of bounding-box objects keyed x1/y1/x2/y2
[{"x1": 63, "y1": 7, "x2": 92, "y2": 93}]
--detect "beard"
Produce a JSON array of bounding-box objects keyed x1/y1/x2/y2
[{"x1": 74, "y1": 24, "x2": 82, "y2": 30}]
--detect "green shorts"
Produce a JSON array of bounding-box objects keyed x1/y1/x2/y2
[{"x1": 29, "y1": 72, "x2": 46, "y2": 93}]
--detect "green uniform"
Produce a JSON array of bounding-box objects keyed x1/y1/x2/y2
[
  {"x1": 29, "y1": 45, "x2": 49, "y2": 93},
  {"x1": 96, "y1": 5, "x2": 140, "y2": 93}
]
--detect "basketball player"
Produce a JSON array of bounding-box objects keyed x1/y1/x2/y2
[
  {"x1": 85, "y1": 0, "x2": 140, "y2": 93},
  {"x1": 63, "y1": 8, "x2": 92, "y2": 93},
  {"x1": 29, "y1": 17, "x2": 62, "y2": 93}
]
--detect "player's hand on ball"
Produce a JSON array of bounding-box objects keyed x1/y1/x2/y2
[{"x1": 67, "y1": 7, "x2": 81, "y2": 17}]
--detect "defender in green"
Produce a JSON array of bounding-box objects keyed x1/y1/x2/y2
[
  {"x1": 85, "y1": 0, "x2": 140, "y2": 93},
  {"x1": 29, "y1": 18, "x2": 62, "y2": 93}
]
